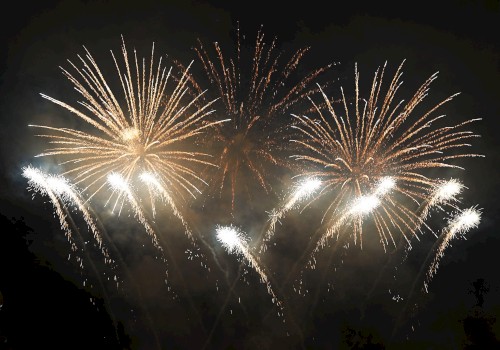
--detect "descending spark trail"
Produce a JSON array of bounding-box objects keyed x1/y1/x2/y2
[
  {"x1": 258, "y1": 177, "x2": 322, "y2": 253},
  {"x1": 107, "y1": 172, "x2": 162, "y2": 252},
  {"x1": 22, "y1": 165, "x2": 77, "y2": 251},
  {"x1": 308, "y1": 176, "x2": 396, "y2": 267},
  {"x1": 139, "y1": 171, "x2": 194, "y2": 241},
  {"x1": 139, "y1": 171, "x2": 214, "y2": 274},
  {"x1": 263, "y1": 176, "x2": 398, "y2": 307},
  {"x1": 22, "y1": 166, "x2": 113, "y2": 263},
  {"x1": 22, "y1": 166, "x2": 123, "y2": 336},
  {"x1": 216, "y1": 225, "x2": 282, "y2": 309},
  {"x1": 391, "y1": 206, "x2": 482, "y2": 340},
  {"x1": 43, "y1": 171, "x2": 115, "y2": 264},
  {"x1": 360, "y1": 178, "x2": 466, "y2": 310},
  {"x1": 195, "y1": 23, "x2": 332, "y2": 210},
  {"x1": 420, "y1": 178, "x2": 464, "y2": 224},
  {"x1": 291, "y1": 61, "x2": 483, "y2": 252},
  {"x1": 424, "y1": 207, "x2": 481, "y2": 292}
]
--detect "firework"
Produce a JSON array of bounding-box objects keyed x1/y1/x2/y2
[
  {"x1": 22, "y1": 165, "x2": 116, "y2": 266},
  {"x1": 195, "y1": 23, "x2": 332, "y2": 210},
  {"x1": 291, "y1": 61, "x2": 482, "y2": 252},
  {"x1": 106, "y1": 172, "x2": 162, "y2": 251},
  {"x1": 22, "y1": 166, "x2": 76, "y2": 248},
  {"x1": 23, "y1": 166, "x2": 104, "y2": 251},
  {"x1": 424, "y1": 207, "x2": 481, "y2": 291},
  {"x1": 139, "y1": 171, "x2": 195, "y2": 240},
  {"x1": 307, "y1": 176, "x2": 396, "y2": 268},
  {"x1": 418, "y1": 178, "x2": 464, "y2": 224},
  {"x1": 30, "y1": 36, "x2": 227, "y2": 210},
  {"x1": 258, "y1": 177, "x2": 322, "y2": 253},
  {"x1": 215, "y1": 225, "x2": 282, "y2": 308}
]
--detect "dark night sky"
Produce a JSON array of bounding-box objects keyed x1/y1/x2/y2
[{"x1": 1, "y1": 0, "x2": 499, "y2": 349}]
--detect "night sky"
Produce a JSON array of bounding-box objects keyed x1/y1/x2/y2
[{"x1": 1, "y1": 1, "x2": 499, "y2": 349}]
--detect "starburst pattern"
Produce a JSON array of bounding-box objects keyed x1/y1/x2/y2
[
  {"x1": 31, "y1": 37, "x2": 226, "y2": 209},
  {"x1": 291, "y1": 61, "x2": 483, "y2": 255},
  {"x1": 195, "y1": 24, "x2": 333, "y2": 210}
]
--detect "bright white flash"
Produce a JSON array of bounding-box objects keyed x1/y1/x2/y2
[
  {"x1": 294, "y1": 177, "x2": 322, "y2": 200},
  {"x1": 349, "y1": 195, "x2": 380, "y2": 216},
  {"x1": 139, "y1": 171, "x2": 159, "y2": 186},
  {"x1": 452, "y1": 207, "x2": 481, "y2": 234},
  {"x1": 434, "y1": 179, "x2": 463, "y2": 203},
  {"x1": 216, "y1": 225, "x2": 247, "y2": 254},
  {"x1": 22, "y1": 166, "x2": 45, "y2": 186},
  {"x1": 349, "y1": 176, "x2": 394, "y2": 216},
  {"x1": 107, "y1": 172, "x2": 129, "y2": 192},
  {"x1": 22, "y1": 166, "x2": 72, "y2": 196},
  {"x1": 374, "y1": 176, "x2": 396, "y2": 196},
  {"x1": 46, "y1": 175, "x2": 72, "y2": 195},
  {"x1": 140, "y1": 172, "x2": 162, "y2": 195}
]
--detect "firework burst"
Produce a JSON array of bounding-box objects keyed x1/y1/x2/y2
[
  {"x1": 30, "y1": 36, "x2": 227, "y2": 217},
  {"x1": 291, "y1": 61, "x2": 483, "y2": 254},
  {"x1": 194, "y1": 23, "x2": 333, "y2": 210}
]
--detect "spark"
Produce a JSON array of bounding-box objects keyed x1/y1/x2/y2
[
  {"x1": 216, "y1": 225, "x2": 248, "y2": 254},
  {"x1": 258, "y1": 177, "x2": 322, "y2": 253},
  {"x1": 139, "y1": 171, "x2": 194, "y2": 241},
  {"x1": 46, "y1": 172, "x2": 111, "y2": 258},
  {"x1": 424, "y1": 207, "x2": 481, "y2": 291},
  {"x1": 349, "y1": 195, "x2": 381, "y2": 216},
  {"x1": 216, "y1": 225, "x2": 282, "y2": 308},
  {"x1": 291, "y1": 61, "x2": 482, "y2": 252},
  {"x1": 309, "y1": 176, "x2": 396, "y2": 267},
  {"x1": 22, "y1": 165, "x2": 112, "y2": 265},
  {"x1": 195, "y1": 23, "x2": 332, "y2": 210},
  {"x1": 288, "y1": 177, "x2": 323, "y2": 209},
  {"x1": 432, "y1": 178, "x2": 464, "y2": 205},
  {"x1": 417, "y1": 178, "x2": 465, "y2": 229},
  {"x1": 106, "y1": 172, "x2": 162, "y2": 251},
  {"x1": 22, "y1": 166, "x2": 76, "y2": 247}
]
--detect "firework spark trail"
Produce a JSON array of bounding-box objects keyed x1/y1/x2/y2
[
  {"x1": 82, "y1": 204, "x2": 163, "y2": 350},
  {"x1": 361, "y1": 178, "x2": 466, "y2": 307},
  {"x1": 107, "y1": 172, "x2": 163, "y2": 253},
  {"x1": 391, "y1": 206, "x2": 482, "y2": 340},
  {"x1": 106, "y1": 172, "x2": 176, "y2": 294},
  {"x1": 43, "y1": 171, "x2": 115, "y2": 264},
  {"x1": 291, "y1": 60, "x2": 483, "y2": 253},
  {"x1": 139, "y1": 171, "x2": 194, "y2": 241},
  {"x1": 257, "y1": 177, "x2": 322, "y2": 254},
  {"x1": 263, "y1": 177, "x2": 395, "y2": 306},
  {"x1": 22, "y1": 166, "x2": 124, "y2": 341},
  {"x1": 30, "y1": 36, "x2": 226, "y2": 215},
  {"x1": 214, "y1": 226, "x2": 308, "y2": 345},
  {"x1": 286, "y1": 181, "x2": 391, "y2": 307},
  {"x1": 22, "y1": 166, "x2": 78, "y2": 252},
  {"x1": 195, "y1": 23, "x2": 333, "y2": 210},
  {"x1": 215, "y1": 225, "x2": 283, "y2": 309},
  {"x1": 424, "y1": 207, "x2": 481, "y2": 292},
  {"x1": 308, "y1": 176, "x2": 396, "y2": 268},
  {"x1": 419, "y1": 178, "x2": 464, "y2": 226}
]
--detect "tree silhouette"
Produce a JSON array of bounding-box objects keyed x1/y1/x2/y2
[
  {"x1": 461, "y1": 278, "x2": 500, "y2": 349},
  {"x1": 0, "y1": 213, "x2": 130, "y2": 349}
]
